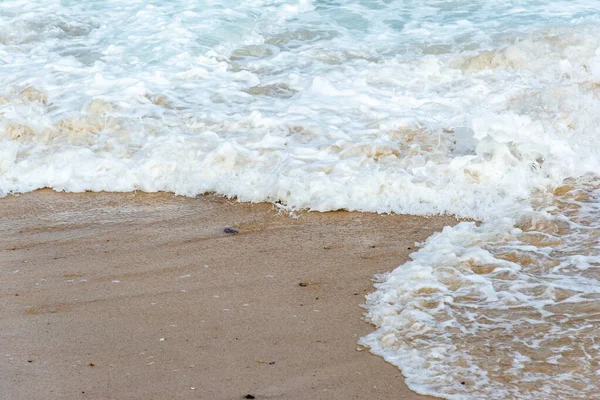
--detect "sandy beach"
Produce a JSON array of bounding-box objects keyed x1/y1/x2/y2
[{"x1": 1, "y1": 190, "x2": 457, "y2": 399}]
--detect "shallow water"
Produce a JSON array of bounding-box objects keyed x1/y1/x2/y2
[
  {"x1": 362, "y1": 176, "x2": 600, "y2": 398},
  {"x1": 1, "y1": 1, "x2": 600, "y2": 398}
]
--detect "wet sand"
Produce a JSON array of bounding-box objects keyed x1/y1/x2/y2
[{"x1": 0, "y1": 190, "x2": 458, "y2": 399}]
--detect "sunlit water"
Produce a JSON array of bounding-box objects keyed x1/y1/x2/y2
[{"x1": 1, "y1": 1, "x2": 600, "y2": 398}]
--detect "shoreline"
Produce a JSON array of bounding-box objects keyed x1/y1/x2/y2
[{"x1": 1, "y1": 190, "x2": 458, "y2": 399}]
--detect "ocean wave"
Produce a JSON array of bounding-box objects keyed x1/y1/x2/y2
[{"x1": 1, "y1": 1, "x2": 600, "y2": 398}]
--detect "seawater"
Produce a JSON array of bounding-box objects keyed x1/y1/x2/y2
[{"x1": 1, "y1": 1, "x2": 600, "y2": 398}]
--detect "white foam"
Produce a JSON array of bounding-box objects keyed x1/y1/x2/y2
[{"x1": 362, "y1": 177, "x2": 600, "y2": 399}]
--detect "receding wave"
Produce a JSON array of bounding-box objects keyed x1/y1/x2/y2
[{"x1": 362, "y1": 176, "x2": 600, "y2": 399}]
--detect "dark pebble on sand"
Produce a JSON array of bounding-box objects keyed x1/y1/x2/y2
[
  {"x1": 299, "y1": 282, "x2": 307, "y2": 287},
  {"x1": 224, "y1": 227, "x2": 239, "y2": 234},
  {"x1": 244, "y1": 395, "x2": 255, "y2": 399}
]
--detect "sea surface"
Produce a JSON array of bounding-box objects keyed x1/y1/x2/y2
[{"x1": 1, "y1": 1, "x2": 600, "y2": 398}]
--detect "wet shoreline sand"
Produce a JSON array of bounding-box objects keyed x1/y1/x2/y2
[{"x1": 1, "y1": 190, "x2": 458, "y2": 399}]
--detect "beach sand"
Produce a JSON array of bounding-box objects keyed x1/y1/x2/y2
[{"x1": 1, "y1": 190, "x2": 458, "y2": 399}]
